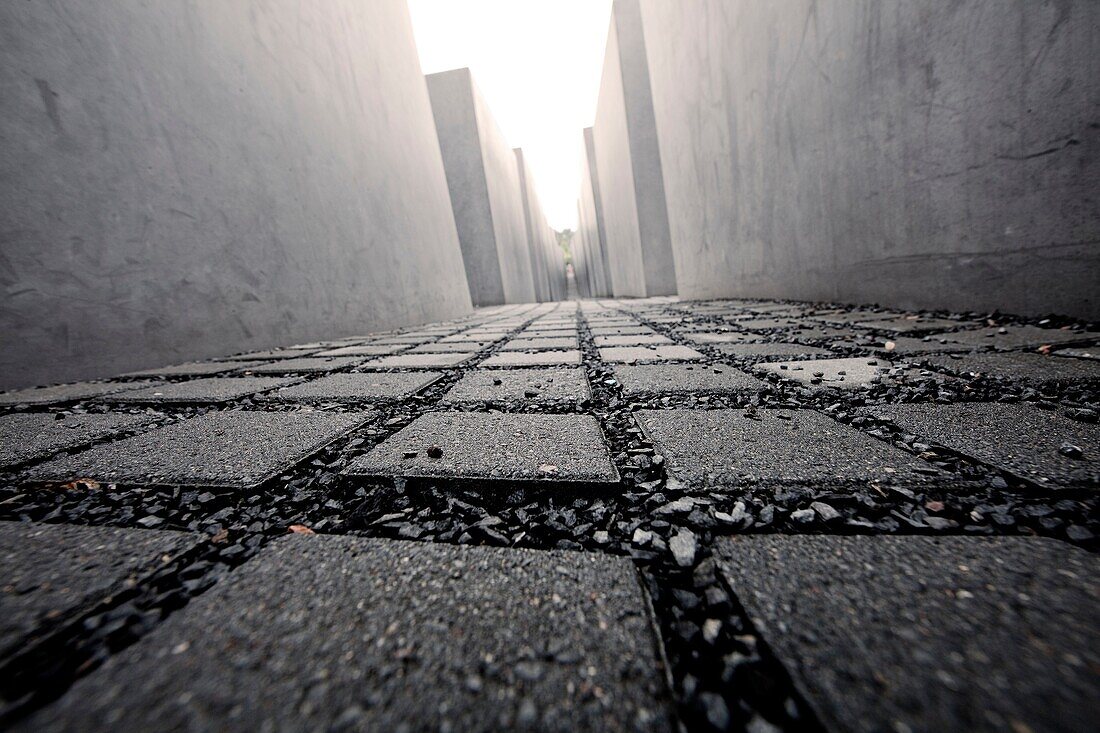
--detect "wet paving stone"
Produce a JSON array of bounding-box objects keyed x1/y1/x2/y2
[
  {"x1": 442, "y1": 368, "x2": 590, "y2": 403},
  {"x1": 261, "y1": 372, "x2": 443, "y2": 402},
  {"x1": 500, "y1": 337, "x2": 579, "y2": 351},
  {"x1": 636, "y1": 409, "x2": 938, "y2": 489},
  {"x1": 347, "y1": 412, "x2": 618, "y2": 483},
  {"x1": 921, "y1": 351, "x2": 1100, "y2": 384},
  {"x1": 715, "y1": 535, "x2": 1099, "y2": 733},
  {"x1": 0, "y1": 381, "x2": 157, "y2": 407},
  {"x1": 18, "y1": 536, "x2": 671, "y2": 732},
  {"x1": 599, "y1": 345, "x2": 704, "y2": 363},
  {"x1": 122, "y1": 361, "x2": 268, "y2": 378},
  {"x1": 945, "y1": 325, "x2": 1098, "y2": 350},
  {"x1": 29, "y1": 411, "x2": 374, "y2": 488},
  {"x1": 611, "y1": 364, "x2": 765, "y2": 396},
  {"x1": 714, "y1": 342, "x2": 834, "y2": 358},
  {"x1": 361, "y1": 352, "x2": 475, "y2": 369},
  {"x1": 101, "y1": 377, "x2": 300, "y2": 404},
  {"x1": 247, "y1": 357, "x2": 364, "y2": 374},
  {"x1": 0, "y1": 413, "x2": 156, "y2": 468},
  {"x1": 0, "y1": 522, "x2": 202, "y2": 656},
  {"x1": 864, "y1": 403, "x2": 1100, "y2": 488},
  {"x1": 481, "y1": 350, "x2": 583, "y2": 367}
]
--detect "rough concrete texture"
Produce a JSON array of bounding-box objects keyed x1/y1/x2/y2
[
  {"x1": 636, "y1": 409, "x2": 937, "y2": 489},
  {"x1": 575, "y1": 128, "x2": 613, "y2": 297},
  {"x1": 923, "y1": 351, "x2": 1100, "y2": 384},
  {"x1": 715, "y1": 343, "x2": 833, "y2": 359},
  {"x1": 865, "y1": 403, "x2": 1099, "y2": 488},
  {"x1": 612, "y1": 364, "x2": 765, "y2": 396},
  {"x1": 0, "y1": 380, "x2": 153, "y2": 406},
  {"x1": 0, "y1": 0, "x2": 472, "y2": 390},
  {"x1": 481, "y1": 350, "x2": 583, "y2": 367},
  {"x1": 599, "y1": 345, "x2": 704, "y2": 363},
  {"x1": 347, "y1": 413, "x2": 618, "y2": 483},
  {"x1": 22, "y1": 535, "x2": 671, "y2": 733},
  {"x1": 218, "y1": 348, "x2": 318, "y2": 361},
  {"x1": 248, "y1": 357, "x2": 364, "y2": 374},
  {"x1": 756, "y1": 357, "x2": 895, "y2": 390},
  {"x1": 30, "y1": 411, "x2": 373, "y2": 488},
  {"x1": 515, "y1": 149, "x2": 566, "y2": 302},
  {"x1": 945, "y1": 325, "x2": 1098, "y2": 351},
  {"x1": 0, "y1": 522, "x2": 201, "y2": 657},
  {"x1": 594, "y1": 334, "x2": 671, "y2": 347},
  {"x1": 103, "y1": 376, "x2": 300, "y2": 404},
  {"x1": 715, "y1": 535, "x2": 1100, "y2": 733},
  {"x1": 122, "y1": 361, "x2": 266, "y2": 378},
  {"x1": 638, "y1": 0, "x2": 1099, "y2": 319},
  {"x1": 361, "y1": 352, "x2": 473, "y2": 369},
  {"x1": 261, "y1": 372, "x2": 442, "y2": 403},
  {"x1": 592, "y1": 0, "x2": 677, "y2": 298},
  {"x1": 0, "y1": 413, "x2": 154, "y2": 467},
  {"x1": 442, "y1": 368, "x2": 590, "y2": 403},
  {"x1": 500, "y1": 337, "x2": 578, "y2": 351},
  {"x1": 427, "y1": 69, "x2": 536, "y2": 306}
]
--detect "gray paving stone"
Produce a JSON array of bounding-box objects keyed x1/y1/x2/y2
[
  {"x1": 218, "y1": 348, "x2": 317, "y2": 361},
  {"x1": 946, "y1": 325, "x2": 1098, "y2": 350},
  {"x1": 0, "y1": 413, "x2": 155, "y2": 467},
  {"x1": 247, "y1": 357, "x2": 363, "y2": 374},
  {"x1": 0, "y1": 380, "x2": 157, "y2": 406},
  {"x1": 20, "y1": 535, "x2": 670, "y2": 733},
  {"x1": 851, "y1": 316, "x2": 975, "y2": 334},
  {"x1": 588, "y1": 326, "x2": 653, "y2": 337},
  {"x1": 313, "y1": 344, "x2": 409, "y2": 357},
  {"x1": 261, "y1": 372, "x2": 443, "y2": 402},
  {"x1": 408, "y1": 341, "x2": 490, "y2": 353},
  {"x1": 1056, "y1": 347, "x2": 1099, "y2": 361},
  {"x1": 715, "y1": 535, "x2": 1099, "y2": 733},
  {"x1": 814, "y1": 310, "x2": 904, "y2": 325},
  {"x1": 0, "y1": 522, "x2": 202, "y2": 657},
  {"x1": 370, "y1": 335, "x2": 430, "y2": 345},
  {"x1": 122, "y1": 361, "x2": 267, "y2": 378},
  {"x1": 612, "y1": 364, "x2": 766, "y2": 396},
  {"x1": 102, "y1": 377, "x2": 299, "y2": 404},
  {"x1": 756, "y1": 356, "x2": 899, "y2": 389},
  {"x1": 481, "y1": 350, "x2": 583, "y2": 367},
  {"x1": 734, "y1": 317, "x2": 803, "y2": 330},
  {"x1": 361, "y1": 352, "x2": 474, "y2": 369},
  {"x1": 599, "y1": 346, "x2": 704, "y2": 363},
  {"x1": 922, "y1": 351, "x2": 1100, "y2": 384},
  {"x1": 594, "y1": 334, "x2": 671, "y2": 347},
  {"x1": 442, "y1": 368, "x2": 590, "y2": 403},
  {"x1": 714, "y1": 343, "x2": 834, "y2": 358},
  {"x1": 500, "y1": 337, "x2": 579, "y2": 351},
  {"x1": 863, "y1": 403, "x2": 1100, "y2": 488},
  {"x1": 30, "y1": 411, "x2": 373, "y2": 488},
  {"x1": 347, "y1": 412, "x2": 618, "y2": 483},
  {"x1": 636, "y1": 409, "x2": 937, "y2": 488},
  {"x1": 682, "y1": 332, "x2": 762, "y2": 345},
  {"x1": 858, "y1": 334, "x2": 974, "y2": 355}
]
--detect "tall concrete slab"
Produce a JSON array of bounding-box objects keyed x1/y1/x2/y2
[
  {"x1": 592, "y1": 0, "x2": 678, "y2": 298},
  {"x1": 578, "y1": 128, "x2": 613, "y2": 297},
  {"x1": 427, "y1": 69, "x2": 536, "y2": 307},
  {"x1": 515, "y1": 149, "x2": 565, "y2": 302},
  {"x1": 639, "y1": 0, "x2": 1100, "y2": 320},
  {"x1": 0, "y1": 1, "x2": 473, "y2": 390}
]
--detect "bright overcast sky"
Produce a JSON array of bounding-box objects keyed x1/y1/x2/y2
[{"x1": 408, "y1": 0, "x2": 612, "y2": 231}]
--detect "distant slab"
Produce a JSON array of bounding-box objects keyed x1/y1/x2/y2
[{"x1": 0, "y1": 413, "x2": 155, "y2": 468}]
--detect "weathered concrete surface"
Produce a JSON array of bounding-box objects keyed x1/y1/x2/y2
[
  {"x1": 0, "y1": 1, "x2": 472, "y2": 390},
  {"x1": 639, "y1": 0, "x2": 1100, "y2": 319},
  {"x1": 427, "y1": 69, "x2": 536, "y2": 306},
  {"x1": 576, "y1": 129, "x2": 613, "y2": 298},
  {"x1": 592, "y1": 0, "x2": 678, "y2": 298}
]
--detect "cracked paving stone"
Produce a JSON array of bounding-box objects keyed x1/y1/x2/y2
[
  {"x1": 247, "y1": 357, "x2": 364, "y2": 374},
  {"x1": 599, "y1": 345, "x2": 704, "y2": 363},
  {"x1": 0, "y1": 413, "x2": 156, "y2": 468},
  {"x1": 361, "y1": 352, "x2": 475, "y2": 369},
  {"x1": 863, "y1": 402, "x2": 1100, "y2": 488},
  {"x1": 480, "y1": 350, "x2": 583, "y2": 367},
  {"x1": 593, "y1": 334, "x2": 672, "y2": 347},
  {"x1": 261, "y1": 372, "x2": 443, "y2": 402},
  {"x1": 101, "y1": 376, "x2": 300, "y2": 404},
  {"x1": 0, "y1": 380, "x2": 158, "y2": 407},
  {"x1": 921, "y1": 351, "x2": 1100, "y2": 384},
  {"x1": 500, "y1": 337, "x2": 579, "y2": 351},
  {"x1": 713, "y1": 343, "x2": 834, "y2": 358},
  {"x1": 313, "y1": 344, "x2": 410, "y2": 357},
  {"x1": 442, "y1": 368, "x2": 590, "y2": 403},
  {"x1": 19, "y1": 536, "x2": 673, "y2": 732},
  {"x1": 217, "y1": 348, "x2": 318, "y2": 361},
  {"x1": 347, "y1": 412, "x2": 618, "y2": 483},
  {"x1": 122, "y1": 360, "x2": 269, "y2": 378},
  {"x1": 756, "y1": 356, "x2": 924, "y2": 390},
  {"x1": 945, "y1": 325, "x2": 1098, "y2": 350},
  {"x1": 636, "y1": 409, "x2": 938, "y2": 489},
  {"x1": 715, "y1": 535, "x2": 1099, "y2": 733},
  {"x1": 0, "y1": 522, "x2": 202, "y2": 657},
  {"x1": 29, "y1": 411, "x2": 374, "y2": 489},
  {"x1": 611, "y1": 364, "x2": 766, "y2": 396}
]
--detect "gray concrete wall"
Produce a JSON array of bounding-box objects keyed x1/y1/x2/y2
[
  {"x1": 0, "y1": 0, "x2": 472, "y2": 390},
  {"x1": 592, "y1": 0, "x2": 678, "y2": 298},
  {"x1": 579, "y1": 128, "x2": 613, "y2": 297},
  {"x1": 515, "y1": 149, "x2": 550, "y2": 302},
  {"x1": 640, "y1": 0, "x2": 1100, "y2": 319},
  {"x1": 426, "y1": 69, "x2": 535, "y2": 306}
]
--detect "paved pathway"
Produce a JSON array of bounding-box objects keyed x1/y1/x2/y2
[{"x1": 0, "y1": 297, "x2": 1097, "y2": 732}]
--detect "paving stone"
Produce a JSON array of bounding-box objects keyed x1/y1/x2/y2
[
  {"x1": 946, "y1": 325, "x2": 1098, "y2": 350},
  {"x1": 599, "y1": 346, "x2": 704, "y2": 363},
  {"x1": 30, "y1": 411, "x2": 373, "y2": 488},
  {"x1": 714, "y1": 535, "x2": 1099, "y2": 733},
  {"x1": 611, "y1": 364, "x2": 766, "y2": 396},
  {"x1": 102, "y1": 377, "x2": 299, "y2": 404},
  {"x1": 361, "y1": 352, "x2": 474, "y2": 369},
  {"x1": 260, "y1": 372, "x2": 443, "y2": 403},
  {"x1": 500, "y1": 337, "x2": 578, "y2": 351},
  {"x1": 734, "y1": 317, "x2": 803, "y2": 330},
  {"x1": 922, "y1": 351, "x2": 1100, "y2": 384},
  {"x1": 682, "y1": 332, "x2": 762, "y2": 345},
  {"x1": 370, "y1": 335, "x2": 430, "y2": 345},
  {"x1": 593, "y1": 334, "x2": 671, "y2": 347},
  {"x1": 0, "y1": 413, "x2": 155, "y2": 467},
  {"x1": 218, "y1": 348, "x2": 317, "y2": 361},
  {"x1": 636, "y1": 409, "x2": 937, "y2": 488},
  {"x1": 442, "y1": 368, "x2": 590, "y2": 403},
  {"x1": 756, "y1": 356, "x2": 898, "y2": 389},
  {"x1": 851, "y1": 316, "x2": 975, "y2": 334},
  {"x1": 313, "y1": 344, "x2": 409, "y2": 357},
  {"x1": 857, "y1": 334, "x2": 974, "y2": 355},
  {"x1": 481, "y1": 350, "x2": 582, "y2": 367},
  {"x1": 408, "y1": 341, "x2": 489, "y2": 354},
  {"x1": 714, "y1": 343, "x2": 834, "y2": 358},
  {"x1": 0, "y1": 380, "x2": 157, "y2": 406},
  {"x1": 20, "y1": 535, "x2": 670, "y2": 732},
  {"x1": 0, "y1": 522, "x2": 202, "y2": 657},
  {"x1": 814, "y1": 310, "x2": 905, "y2": 325},
  {"x1": 122, "y1": 361, "x2": 267, "y2": 377},
  {"x1": 863, "y1": 403, "x2": 1100, "y2": 488},
  {"x1": 1056, "y1": 347, "x2": 1099, "y2": 361},
  {"x1": 247, "y1": 357, "x2": 363, "y2": 374},
  {"x1": 347, "y1": 412, "x2": 618, "y2": 483},
  {"x1": 588, "y1": 326, "x2": 653, "y2": 337}
]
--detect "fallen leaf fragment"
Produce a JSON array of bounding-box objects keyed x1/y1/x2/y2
[
  {"x1": 61, "y1": 478, "x2": 100, "y2": 491},
  {"x1": 288, "y1": 524, "x2": 315, "y2": 535}
]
